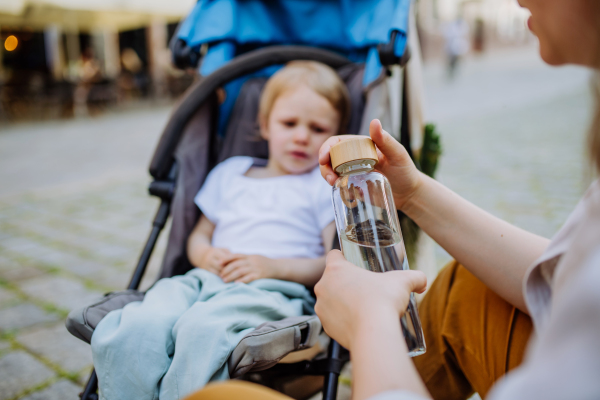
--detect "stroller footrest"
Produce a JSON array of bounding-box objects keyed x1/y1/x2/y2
[
  {"x1": 66, "y1": 290, "x2": 145, "y2": 344},
  {"x1": 229, "y1": 315, "x2": 322, "y2": 378}
]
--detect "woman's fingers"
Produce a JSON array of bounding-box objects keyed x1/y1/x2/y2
[
  {"x1": 320, "y1": 250, "x2": 350, "y2": 278},
  {"x1": 315, "y1": 251, "x2": 353, "y2": 297},
  {"x1": 318, "y1": 136, "x2": 351, "y2": 165},
  {"x1": 319, "y1": 164, "x2": 337, "y2": 186},
  {"x1": 315, "y1": 249, "x2": 428, "y2": 349},
  {"x1": 318, "y1": 121, "x2": 407, "y2": 186},
  {"x1": 324, "y1": 249, "x2": 347, "y2": 267},
  {"x1": 389, "y1": 269, "x2": 428, "y2": 294},
  {"x1": 369, "y1": 119, "x2": 407, "y2": 165},
  {"x1": 318, "y1": 135, "x2": 356, "y2": 185},
  {"x1": 319, "y1": 250, "x2": 427, "y2": 304}
]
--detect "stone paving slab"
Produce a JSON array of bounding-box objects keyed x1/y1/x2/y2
[
  {"x1": 0, "y1": 107, "x2": 168, "y2": 198},
  {"x1": 19, "y1": 248, "x2": 105, "y2": 278},
  {"x1": 0, "y1": 341, "x2": 11, "y2": 352},
  {"x1": 88, "y1": 266, "x2": 133, "y2": 291},
  {"x1": 20, "y1": 380, "x2": 82, "y2": 400},
  {"x1": 0, "y1": 287, "x2": 16, "y2": 304},
  {"x1": 18, "y1": 276, "x2": 103, "y2": 313},
  {"x1": 0, "y1": 255, "x2": 20, "y2": 270},
  {"x1": 7, "y1": 217, "x2": 141, "y2": 266},
  {"x1": 0, "y1": 266, "x2": 46, "y2": 283},
  {"x1": 17, "y1": 323, "x2": 93, "y2": 373},
  {"x1": 0, "y1": 304, "x2": 59, "y2": 331},
  {"x1": 0, "y1": 238, "x2": 56, "y2": 257},
  {"x1": 0, "y1": 351, "x2": 56, "y2": 400}
]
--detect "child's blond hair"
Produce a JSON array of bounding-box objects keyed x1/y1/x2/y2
[{"x1": 259, "y1": 61, "x2": 351, "y2": 134}]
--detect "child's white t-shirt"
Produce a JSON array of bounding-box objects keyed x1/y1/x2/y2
[{"x1": 194, "y1": 156, "x2": 334, "y2": 259}]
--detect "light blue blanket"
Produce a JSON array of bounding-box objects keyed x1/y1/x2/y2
[{"x1": 91, "y1": 268, "x2": 314, "y2": 400}]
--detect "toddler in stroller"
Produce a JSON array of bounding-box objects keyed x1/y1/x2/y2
[{"x1": 90, "y1": 61, "x2": 348, "y2": 400}]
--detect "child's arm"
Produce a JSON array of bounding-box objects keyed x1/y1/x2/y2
[
  {"x1": 187, "y1": 215, "x2": 235, "y2": 275},
  {"x1": 221, "y1": 222, "x2": 336, "y2": 287}
]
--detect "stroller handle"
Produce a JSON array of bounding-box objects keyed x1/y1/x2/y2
[{"x1": 150, "y1": 45, "x2": 352, "y2": 180}]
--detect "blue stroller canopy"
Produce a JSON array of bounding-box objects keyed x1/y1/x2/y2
[{"x1": 177, "y1": 0, "x2": 411, "y2": 86}]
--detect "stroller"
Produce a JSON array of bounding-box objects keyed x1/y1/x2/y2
[{"x1": 66, "y1": 1, "x2": 427, "y2": 399}]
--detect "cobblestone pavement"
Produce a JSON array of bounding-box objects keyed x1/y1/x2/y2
[
  {"x1": 423, "y1": 45, "x2": 593, "y2": 266},
  {"x1": 0, "y1": 108, "x2": 169, "y2": 399},
  {"x1": 0, "y1": 45, "x2": 594, "y2": 399}
]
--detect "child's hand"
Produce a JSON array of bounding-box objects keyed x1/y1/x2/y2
[
  {"x1": 318, "y1": 119, "x2": 423, "y2": 210},
  {"x1": 220, "y1": 254, "x2": 274, "y2": 283},
  {"x1": 199, "y1": 247, "x2": 235, "y2": 275}
]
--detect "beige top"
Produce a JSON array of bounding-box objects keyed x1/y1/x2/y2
[{"x1": 371, "y1": 179, "x2": 600, "y2": 400}]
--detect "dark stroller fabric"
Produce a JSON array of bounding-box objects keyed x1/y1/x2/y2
[
  {"x1": 217, "y1": 77, "x2": 269, "y2": 163},
  {"x1": 159, "y1": 64, "x2": 366, "y2": 279},
  {"x1": 159, "y1": 93, "x2": 218, "y2": 278},
  {"x1": 66, "y1": 290, "x2": 145, "y2": 344}
]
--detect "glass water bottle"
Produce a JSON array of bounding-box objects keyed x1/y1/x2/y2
[{"x1": 329, "y1": 136, "x2": 426, "y2": 357}]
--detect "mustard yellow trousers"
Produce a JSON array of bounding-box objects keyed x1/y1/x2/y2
[{"x1": 185, "y1": 261, "x2": 533, "y2": 400}]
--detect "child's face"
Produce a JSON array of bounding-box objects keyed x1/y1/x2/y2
[{"x1": 261, "y1": 86, "x2": 340, "y2": 175}]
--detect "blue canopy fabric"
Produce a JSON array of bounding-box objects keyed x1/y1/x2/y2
[
  {"x1": 176, "y1": 0, "x2": 411, "y2": 136},
  {"x1": 177, "y1": 0, "x2": 411, "y2": 86}
]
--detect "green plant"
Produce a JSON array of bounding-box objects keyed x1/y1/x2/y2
[
  {"x1": 400, "y1": 123, "x2": 442, "y2": 267},
  {"x1": 420, "y1": 123, "x2": 442, "y2": 178}
]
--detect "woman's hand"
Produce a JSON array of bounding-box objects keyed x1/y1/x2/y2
[
  {"x1": 220, "y1": 254, "x2": 275, "y2": 283},
  {"x1": 319, "y1": 119, "x2": 423, "y2": 210},
  {"x1": 198, "y1": 247, "x2": 235, "y2": 275},
  {"x1": 314, "y1": 250, "x2": 427, "y2": 350}
]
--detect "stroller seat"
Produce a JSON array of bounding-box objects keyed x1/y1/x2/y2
[
  {"x1": 66, "y1": 291, "x2": 324, "y2": 378},
  {"x1": 69, "y1": 1, "x2": 424, "y2": 398}
]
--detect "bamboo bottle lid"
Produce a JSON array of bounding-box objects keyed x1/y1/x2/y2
[{"x1": 330, "y1": 136, "x2": 379, "y2": 173}]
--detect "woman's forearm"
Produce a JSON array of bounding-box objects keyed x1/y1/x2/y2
[
  {"x1": 402, "y1": 174, "x2": 549, "y2": 312},
  {"x1": 351, "y1": 307, "x2": 431, "y2": 400}
]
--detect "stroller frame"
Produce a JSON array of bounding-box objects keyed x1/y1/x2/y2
[{"x1": 79, "y1": 46, "x2": 373, "y2": 400}]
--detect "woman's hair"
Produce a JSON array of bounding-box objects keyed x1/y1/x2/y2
[
  {"x1": 258, "y1": 61, "x2": 351, "y2": 134},
  {"x1": 589, "y1": 72, "x2": 600, "y2": 173}
]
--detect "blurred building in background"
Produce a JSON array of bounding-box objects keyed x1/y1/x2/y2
[
  {"x1": 0, "y1": 0, "x2": 196, "y2": 122},
  {"x1": 0, "y1": 0, "x2": 534, "y2": 123},
  {"x1": 416, "y1": 0, "x2": 532, "y2": 60}
]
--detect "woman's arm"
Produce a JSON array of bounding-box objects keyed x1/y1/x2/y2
[
  {"x1": 314, "y1": 251, "x2": 431, "y2": 400},
  {"x1": 319, "y1": 120, "x2": 549, "y2": 312},
  {"x1": 351, "y1": 308, "x2": 430, "y2": 400},
  {"x1": 402, "y1": 174, "x2": 548, "y2": 312},
  {"x1": 221, "y1": 222, "x2": 337, "y2": 287}
]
